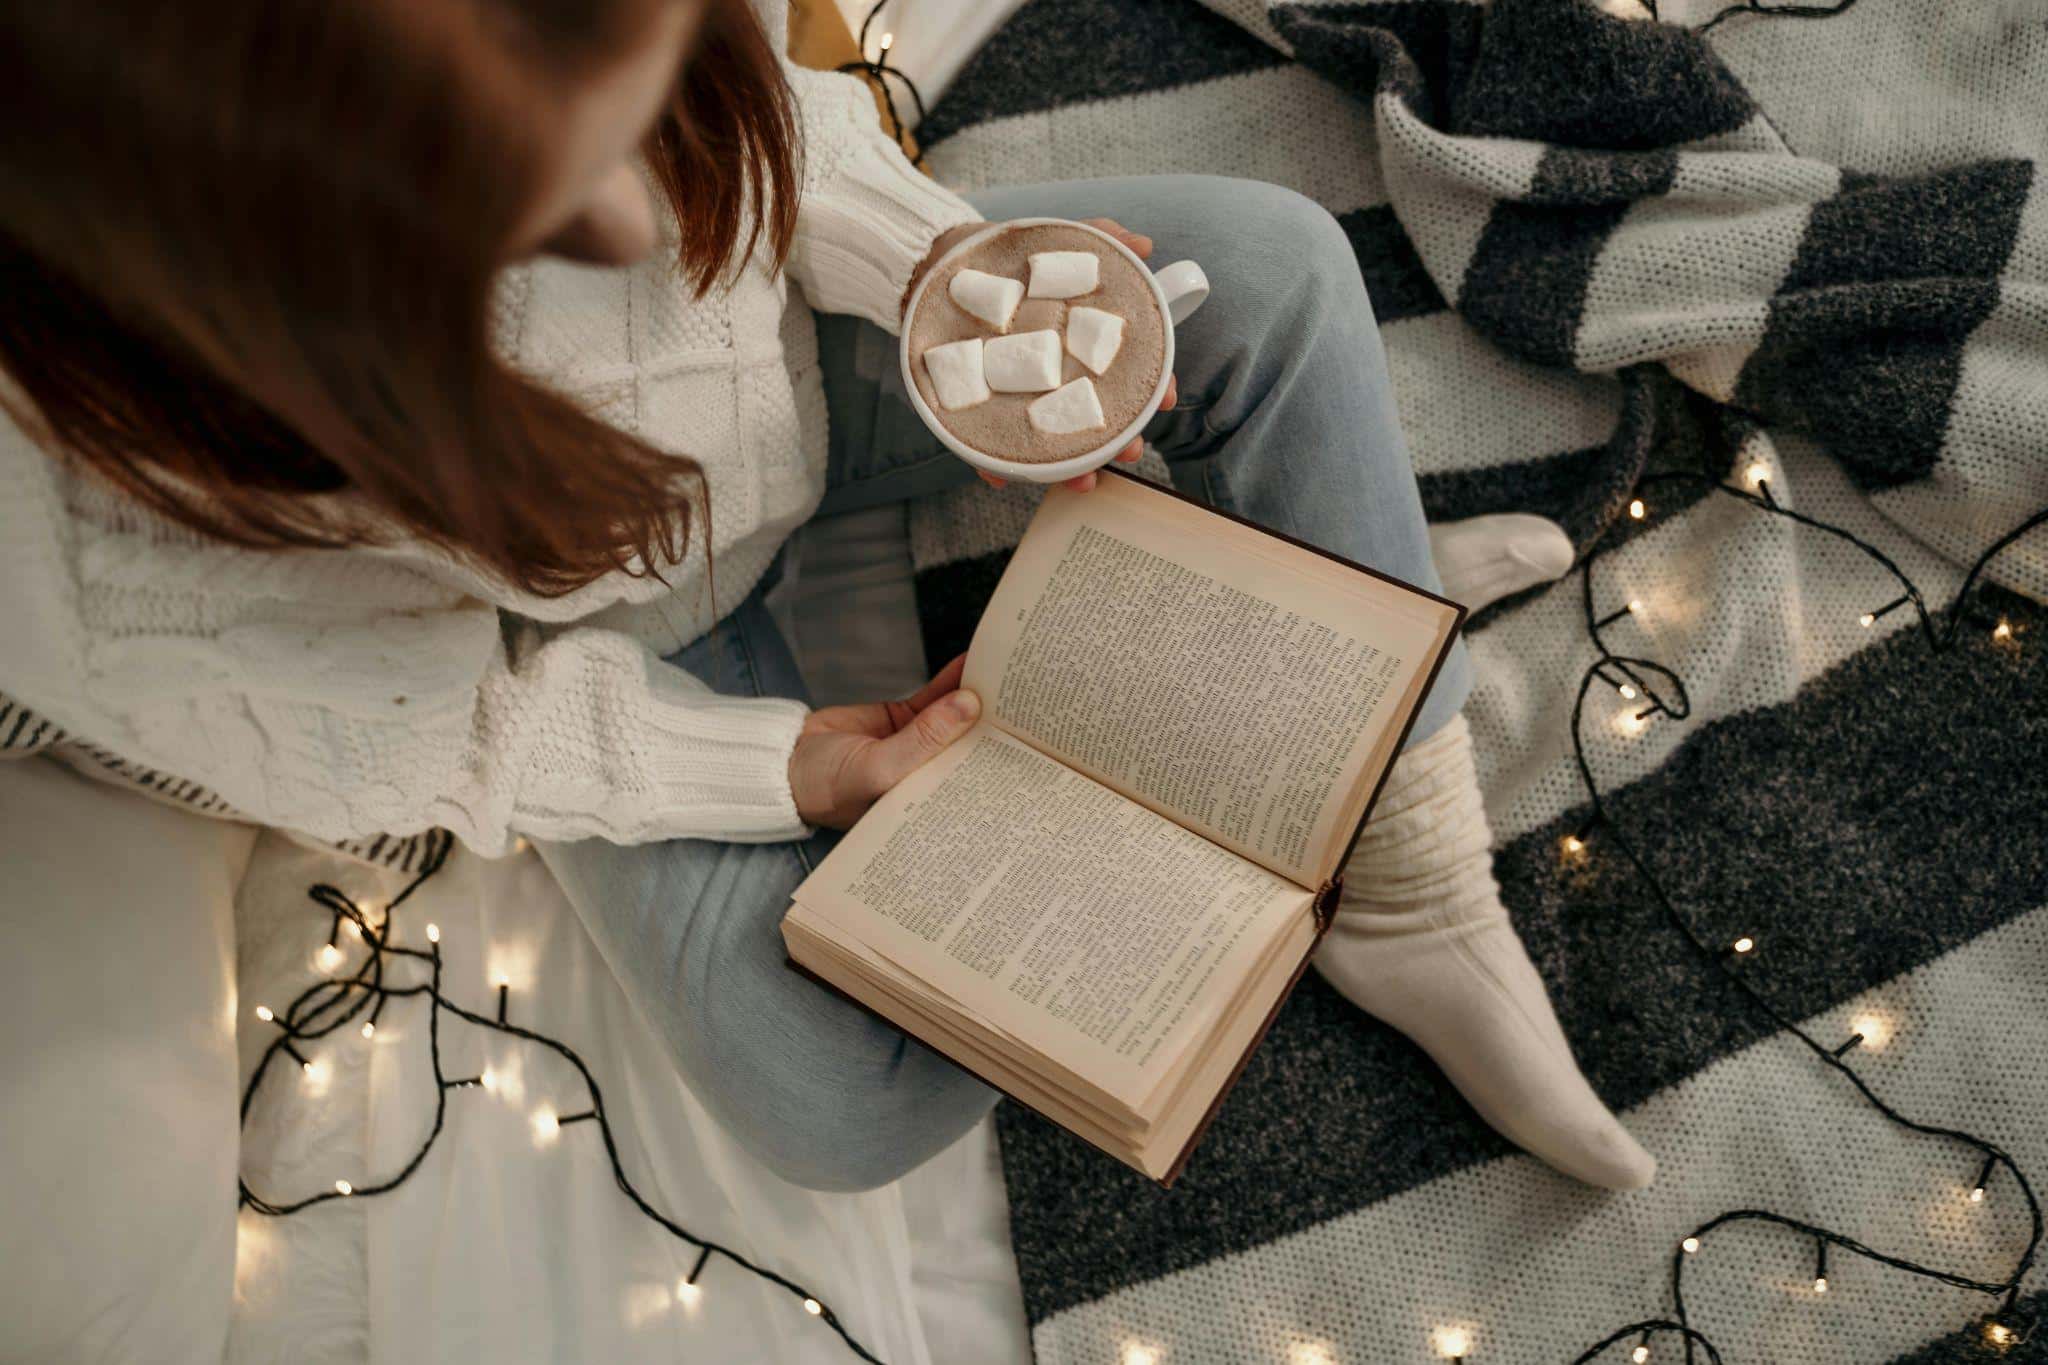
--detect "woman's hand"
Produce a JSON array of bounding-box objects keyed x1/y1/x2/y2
[
  {"x1": 789, "y1": 655, "x2": 980, "y2": 829},
  {"x1": 905, "y1": 218, "x2": 1179, "y2": 495}
]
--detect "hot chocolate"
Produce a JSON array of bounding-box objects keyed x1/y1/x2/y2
[{"x1": 907, "y1": 223, "x2": 1167, "y2": 464}]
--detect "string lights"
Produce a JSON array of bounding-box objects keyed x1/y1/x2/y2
[
  {"x1": 1555, "y1": 455, "x2": 2045, "y2": 1362},
  {"x1": 1431, "y1": 1325, "x2": 1472, "y2": 1360},
  {"x1": 1849, "y1": 1011, "x2": 1891, "y2": 1051},
  {"x1": 835, "y1": 1, "x2": 932, "y2": 168},
  {"x1": 237, "y1": 849, "x2": 883, "y2": 1363},
  {"x1": 228, "y1": 487, "x2": 2037, "y2": 1365}
]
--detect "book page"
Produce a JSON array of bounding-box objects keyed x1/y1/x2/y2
[
  {"x1": 963, "y1": 475, "x2": 1453, "y2": 886},
  {"x1": 791, "y1": 725, "x2": 1312, "y2": 1108}
]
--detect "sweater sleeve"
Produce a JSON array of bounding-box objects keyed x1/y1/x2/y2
[
  {"x1": 772, "y1": 23, "x2": 982, "y2": 331},
  {"x1": 0, "y1": 452, "x2": 810, "y2": 855}
]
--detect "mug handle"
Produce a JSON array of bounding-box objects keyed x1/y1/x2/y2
[{"x1": 1152, "y1": 260, "x2": 1210, "y2": 324}]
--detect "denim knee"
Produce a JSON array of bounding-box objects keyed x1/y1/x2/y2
[
  {"x1": 740, "y1": 1045, "x2": 998, "y2": 1194},
  {"x1": 1203, "y1": 179, "x2": 1365, "y2": 310}
]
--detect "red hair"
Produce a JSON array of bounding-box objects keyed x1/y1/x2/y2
[{"x1": 0, "y1": 0, "x2": 797, "y2": 595}]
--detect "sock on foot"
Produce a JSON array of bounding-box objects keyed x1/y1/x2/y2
[
  {"x1": 1313, "y1": 714, "x2": 1656, "y2": 1190},
  {"x1": 1427, "y1": 514, "x2": 1575, "y2": 613}
]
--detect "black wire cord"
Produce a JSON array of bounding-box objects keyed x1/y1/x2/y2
[
  {"x1": 1563, "y1": 471, "x2": 2045, "y2": 1362},
  {"x1": 238, "y1": 843, "x2": 886, "y2": 1364},
  {"x1": 232, "y1": 473, "x2": 2044, "y2": 1365},
  {"x1": 1631, "y1": 0, "x2": 1861, "y2": 33},
  {"x1": 240, "y1": 6, "x2": 2030, "y2": 1357},
  {"x1": 835, "y1": 0, "x2": 928, "y2": 167}
]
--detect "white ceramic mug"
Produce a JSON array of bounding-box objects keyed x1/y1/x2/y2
[{"x1": 898, "y1": 217, "x2": 1210, "y2": 485}]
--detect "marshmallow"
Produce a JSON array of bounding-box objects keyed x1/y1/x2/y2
[
  {"x1": 948, "y1": 269, "x2": 1024, "y2": 330},
  {"x1": 922, "y1": 338, "x2": 990, "y2": 411},
  {"x1": 983, "y1": 329, "x2": 1063, "y2": 393},
  {"x1": 1027, "y1": 251, "x2": 1100, "y2": 299},
  {"x1": 1064, "y1": 306, "x2": 1126, "y2": 376},
  {"x1": 1028, "y1": 377, "x2": 1107, "y2": 435}
]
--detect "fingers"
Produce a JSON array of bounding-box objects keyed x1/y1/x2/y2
[
  {"x1": 903, "y1": 653, "x2": 968, "y2": 711},
  {"x1": 1081, "y1": 217, "x2": 1152, "y2": 259},
  {"x1": 1160, "y1": 374, "x2": 1178, "y2": 411},
  {"x1": 852, "y1": 690, "x2": 982, "y2": 800},
  {"x1": 977, "y1": 470, "x2": 1007, "y2": 489},
  {"x1": 1063, "y1": 472, "x2": 1098, "y2": 492},
  {"x1": 1115, "y1": 439, "x2": 1143, "y2": 463},
  {"x1": 813, "y1": 700, "x2": 908, "y2": 740}
]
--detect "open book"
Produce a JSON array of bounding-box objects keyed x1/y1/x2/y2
[{"x1": 781, "y1": 471, "x2": 1464, "y2": 1184}]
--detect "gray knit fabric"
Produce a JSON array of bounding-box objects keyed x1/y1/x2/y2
[{"x1": 907, "y1": 1, "x2": 2048, "y2": 1360}]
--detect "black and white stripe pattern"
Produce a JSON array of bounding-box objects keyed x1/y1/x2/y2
[
  {"x1": 906, "y1": 0, "x2": 2048, "y2": 1359},
  {"x1": 0, "y1": 688, "x2": 453, "y2": 874},
  {"x1": 0, "y1": 695, "x2": 61, "y2": 756}
]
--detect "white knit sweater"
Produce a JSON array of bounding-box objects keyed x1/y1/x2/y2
[{"x1": 0, "y1": 4, "x2": 979, "y2": 856}]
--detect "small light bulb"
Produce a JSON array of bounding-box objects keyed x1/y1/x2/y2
[
  {"x1": 1627, "y1": 598, "x2": 1644, "y2": 615},
  {"x1": 254, "y1": 1005, "x2": 274, "y2": 1022},
  {"x1": 1813, "y1": 1276, "x2": 1829, "y2": 1294},
  {"x1": 496, "y1": 973, "x2": 511, "y2": 989},
  {"x1": 1618, "y1": 711, "x2": 1647, "y2": 736},
  {"x1": 1561, "y1": 834, "x2": 1585, "y2": 855},
  {"x1": 481, "y1": 1068, "x2": 497, "y2": 1092},
  {"x1": 1986, "y1": 1321, "x2": 2014, "y2": 1346},
  {"x1": 1733, "y1": 935, "x2": 1755, "y2": 954},
  {"x1": 1992, "y1": 620, "x2": 2013, "y2": 642},
  {"x1": 303, "y1": 1058, "x2": 328, "y2": 1084},
  {"x1": 1431, "y1": 1326, "x2": 1471, "y2": 1360},
  {"x1": 334, "y1": 1179, "x2": 352, "y2": 1196},
  {"x1": 1744, "y1": 462, "x2": 1768, "y2": 487},
  {"x1": 677, "y1": 1279, "x2": 701, "y2": 1307},
  {"x1": 360, "y1": 1021, "x2": 376, "y2": 1039},
  {"x1": 1851, "y1": 1012, "x2": 1891, "y2": 1049},
  {"x1": 532, "y1": 1108, "x2": 560, "y2": 1143},
  {"x1": 1859, "y1": 612, "x2": 1876, "y2": 628},
  {"x1": 426, "y1": 923, "x2": 440, "y2": 943},
  {"x1": 1681, "y1": 1237, "x2": 1701, "y2": 1254},
  {"x1": 1619, "y1": 683, "x2": 1638, "y2": 699},
  {"x1": 1628, "y1": 498, "x2": 1646, "y2": 520},
  {"x1": 1121, "y1": 1345, "x2": 1160, "y2": 1365},
  {"x1": 878, "y1": 30, "x2": 894, "y2": 50},
  {"x1": 1971, "y1": 1186, "x2": 1986, "y2": 1203},
  {"x1": 318, "y1": 943, "x2": 343, "y2": 971},
  {"x1": 1632, "y1": 1347, "x2": 1650, "y2": 1364},
  {"x1": 803, "y1": 1298, "x2": 822, "y2": 1316}
]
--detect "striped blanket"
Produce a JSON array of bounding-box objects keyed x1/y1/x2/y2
[{"x1": 905, "y1": 1, "x2": 2048, "y2": 1360}]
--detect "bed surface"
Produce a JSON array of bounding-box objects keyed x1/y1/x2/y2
[{"x1": 228, "y1": 506, "x2": 1032, "y2": 1364}]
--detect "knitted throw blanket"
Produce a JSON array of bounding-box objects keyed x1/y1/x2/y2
[{"x1": 906, "y1": 1, "x2": 2048, "y2": 1360}]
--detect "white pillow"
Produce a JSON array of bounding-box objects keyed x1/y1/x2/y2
[{"x1": 0, "y1": 758, "x2": 255, "y2": 1362}]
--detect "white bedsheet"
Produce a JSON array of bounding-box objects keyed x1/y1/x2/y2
[{"x1": 230, "y1": 508, "x2": 1029, "y2": 1364}]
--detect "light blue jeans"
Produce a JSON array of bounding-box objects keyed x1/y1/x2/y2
[{"x1": 538, "y1": 176, "x2": 1470, "y2": 1191}]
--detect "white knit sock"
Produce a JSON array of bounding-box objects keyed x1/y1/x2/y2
[
  {"x1": 1427, "y1": 514, "x2": 1575, "y2": 612},
  {"x1": 1313, "y1": 714, "x2": 1656, "y2": 1189}
]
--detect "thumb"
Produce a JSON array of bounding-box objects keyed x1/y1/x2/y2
[{"x1": 853, "y1": 690, "x2": 981, "y2": 800}]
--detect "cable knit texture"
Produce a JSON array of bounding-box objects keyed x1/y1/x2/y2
[
  {"x1": 1317, "y1": 714, "x2": 1656, "y2": 1189},
  {"x1": 0, "y1": 0, "x2": 979, "y2": 856}
]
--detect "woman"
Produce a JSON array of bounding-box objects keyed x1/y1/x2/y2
[{"x1": 0, "y1": 0, "x2": 1648, "y2": 1191}]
